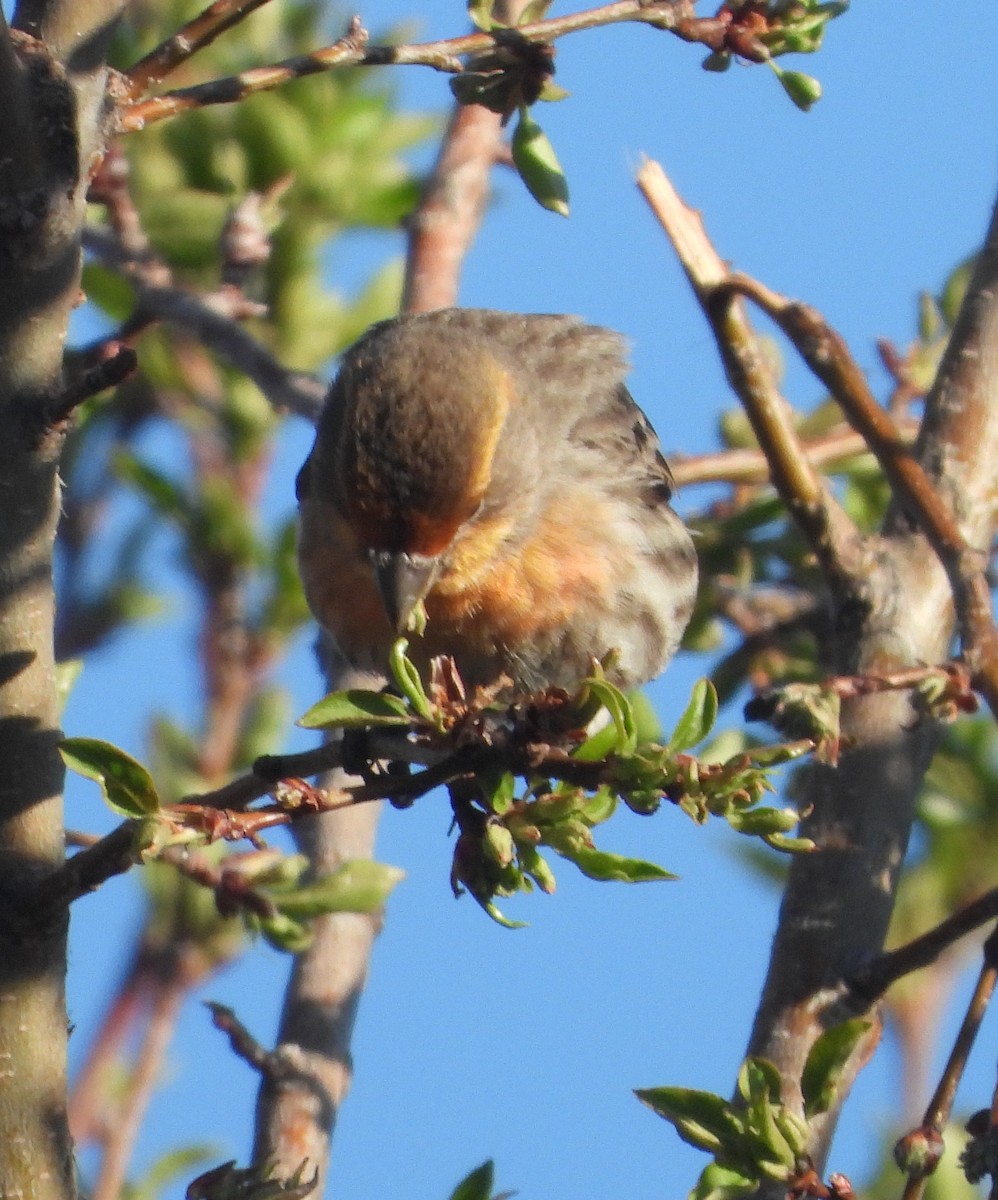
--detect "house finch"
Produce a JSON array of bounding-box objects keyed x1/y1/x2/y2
[{"x1": 296, "y1": 308, "x2": 697, "y2": 694}]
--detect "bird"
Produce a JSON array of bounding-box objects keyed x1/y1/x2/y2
[{"x1": 295, "y1": 308, "x2": 698, "y2": 697}]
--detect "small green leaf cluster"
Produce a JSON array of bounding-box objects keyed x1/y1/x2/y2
[
  {"x1": 637, "y1": 1018, "x2": 870, "y2": 1199},
  {"x1": 703, "y1": 2, "x2": 847, "y2": 112},
  {"x1": 102, "y1": 2, "x2": 433, "y2": 363},
  {"x1": 244, "y1": 856, "x2": 406, "y2": 952},
  {"x1": 303, "y1": 652, "x2": 812, "y2": 927},
  {"x1": 186, "y1": 1157, "x2": 317, "y2": 1200},
  {"x1": 59, "y1": 737, "x2": 404, "y2": 952},
  {"x1": 606, "y1": 682, "x2": 812, "y2": 851},
  {"x1": 450, "y1": 0, "x2": 570, "y2": 214},
  {"x1": 756, "y1": 1, "x2": 849, "y2": 57}
]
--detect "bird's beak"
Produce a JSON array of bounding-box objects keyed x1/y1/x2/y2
[{"x1": 370, "y1": 549, "x2": 439, "y2": 634}]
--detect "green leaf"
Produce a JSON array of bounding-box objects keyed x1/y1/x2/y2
[
  {"x1": 114, "y1": 453, "x2": 191, "y2": 523},
  {"x1": 297, "y1": 688, "x2": 411, "y2": 729},
  {"x1": 801, "y1": 1018, "x2": 871, "y2": 1117},
  {"x1": 271, "y1": 860, "x2": 405, "y2": 918},
  {"x1": 763, "y1": 832, "x2": 816, "y2": 854},
  {"x1": 690, "y1": 1163, "x2": 758, "y2": 1200},
  {"x1": 701, "y1": 51, "x2": 732, "y2": 73},
  {"x1": 127, "y1": 1144, "x2": 218, "y2": 1200},
  {"x1": 516, "y1": 0, "x2": 554, "y2": 23},
  {"x1": 481, "y1": 896, "x2": 528, "y2": 929},
  {"x1": 940, "y1": 256, "x2": 975, "y2": 327},
  {"x1": 771, "y1": 63, "x2": 823, "y2": 111},
  {"x1": 511, "y1": 107, "x2": 569, "y2": 217},
  {"x1": 81, "y1": 261, "x2": 137, "y2": 323},
  {"x1": 256, "y1": 911, "x2": 313, "y2": 953},
  {"x1": 636, "y1": 1087, "x2": 746, "y2": 1155},
  {"x1": 483, "y1": 822, "x2": 516, "y2": 868},
  {"x1": 449, "y1": 1160, "x2": 495, "y2": 1200},
  {"x1": 630, "y1": 689, "x2": 664, "y2": 744},
  {"x1": 467, "y1": 0, "x2": 498, "y2": 32},
  {"x1": 668, "y1": 679, "x2": 719, "y2": 752},
  {"x1": 740, "y1": 1060, "x2": 797, "y2": 1173},
  {"x1": 560, "y1": 846, "x2": 676, "y2": 883},
  {"x1": 577, "y1": 785, "x2": 618, "y2": 825},
  {"x1": 518, "y1": 843, "x2": 557, "y2": 893},
  {"x1": 389, "y1": 639, "x2": 434, "y2": 720},
  {"x1": 747, "y1": 740, "x2": 814, "y2": 767},
  {"x1": 574, "y1": 678, "x2": 637, "y2": 759},
  {"x1": 61, "y1": 737, "x2": 161, "y2": 818},
  {"x1": 736, "y1": 1056, "x2": 782, "y2": 1105},
  {"x1": 483, "y1": 767, "x2": 516, "y2": 816},
  {"x1": 572, "y1": 715, "x2": 618, "y2": 763},
  {"x1": 918, "y1": 291, "x2": 942, "y2": 343},
  {"x1": 537, "y1": 80, "x2": 570, "y2": 101},
  {"x1": 726, "y1": 806, "x2": 800, "y2": 837}
]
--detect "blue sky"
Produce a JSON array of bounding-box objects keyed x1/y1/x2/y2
[{"x1": 56, "y1": 2, "x2": 998, "y2": 1198}]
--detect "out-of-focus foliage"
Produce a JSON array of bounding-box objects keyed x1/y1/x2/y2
[
  {"x1": 100, "y1": 0, "x2": 434, "y2": 365},
  {"x1": 63, "y1": 0, "x2": 435, "y2": 737}
]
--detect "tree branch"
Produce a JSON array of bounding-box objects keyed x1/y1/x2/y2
[
  {"x1": 0, "y1": 7, "x2": 124, "y2": 1196},
  {"x1": 670, "y1": 416, "x2": 919, "y2": 489},
  {"x1": 894, "y1": 930, "x2": 998, "y2": 1200},
  {"x1": 715, "y1": 272, "x2": 998, "y2": 717},
  {"x1": 83, "y1": 227, "x2": 326, "y2": 420},
  {"x1": 117, "y1": 0, "x2": 695, "y2": 132},
  {"x1": 736, "y1": 186, "x2": 998, "y2": 1192},
  {"x1": 124, "y1": 0, "x2": 279, "y2": 97},
  {"x1": 402, "y1": 101, "x2": 504, "y2": 313},
  {"x1": 634, "y1": 158, "x2": 998, "y2": 1193},
  {"x1": 636, "y1": 158, "x2": 870, "y2": 603},
  {"x1": 850, "y1": 889, "x2": 998, "y2": 1005}
]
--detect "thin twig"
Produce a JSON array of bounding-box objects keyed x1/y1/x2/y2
[
  {"x1": 125, "y1": 0, "x2": 280, "y2": 96},
  {"x1": 851, "y1": 890, "x2": 998, "y2": 1004},
  {"x1": 206, "y1": 1001, "x2": 298, "y2": 1081},
  {"x1": 90, "y1": 970, "x2": 189, "y2": 1200},
  {"x1": 669, "y1": 417, "x2": 919, "y2": 489},
  {"x1": 636, "y1": 158, "x2": 869, "y2": 600},
  {"x1": 897, "y1": 929, "x2": 998, "y2": 1200},
  {"x1": 35, "y1": 822, "x2": 140, "y2": 914},
  {"x1": 83, "y1": 227, "x2": 326, "y2": 420},
  {"x1": 69, "y1": 971, "x2": 147, "y2": 1144},
  {"x1": 819, "y1": 661, "x2": 974, "y2": 705},
  {"x1": 715, "y1": 272, "x2": 998, "y2": 718},
  {"x1": 117, "y1": 0, "x2": 696, "y2": 131},
  {"x1": 45, "y1": 345, "x2": 138, "y2": 424}
]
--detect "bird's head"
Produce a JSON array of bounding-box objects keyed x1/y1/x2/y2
[{"x1": 320, "y1": 320, "x2": 516, "y2": 633}]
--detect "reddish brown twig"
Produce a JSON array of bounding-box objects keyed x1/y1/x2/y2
[
  {"x1": 45, "y1": 345, "x2": 138, "y2": 425},
  {"x1": 851, "y1": 890, "x2": 998, "y2": 1004},
  {"x1": 714, "y1": 271, "x2": 998, "y2": 719},
  {"x1": 124, "y1": 0, "x2": 280, "y2": 97},
  {"x1": 894, "y1": 929, "x2": 998, "y2": 1200},
  {"x1": 88, "y1": 959, "x2": 196, "y2": 1200},
  {"x1": 117, "y1": 0, "x2": 696, "y2": 132},
  {"x1": 670, "y1": 416, "x2": 920, "y2": 488},
  {"x1": 636, "y1": 158, "x2": 869, "y2": 601}
]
